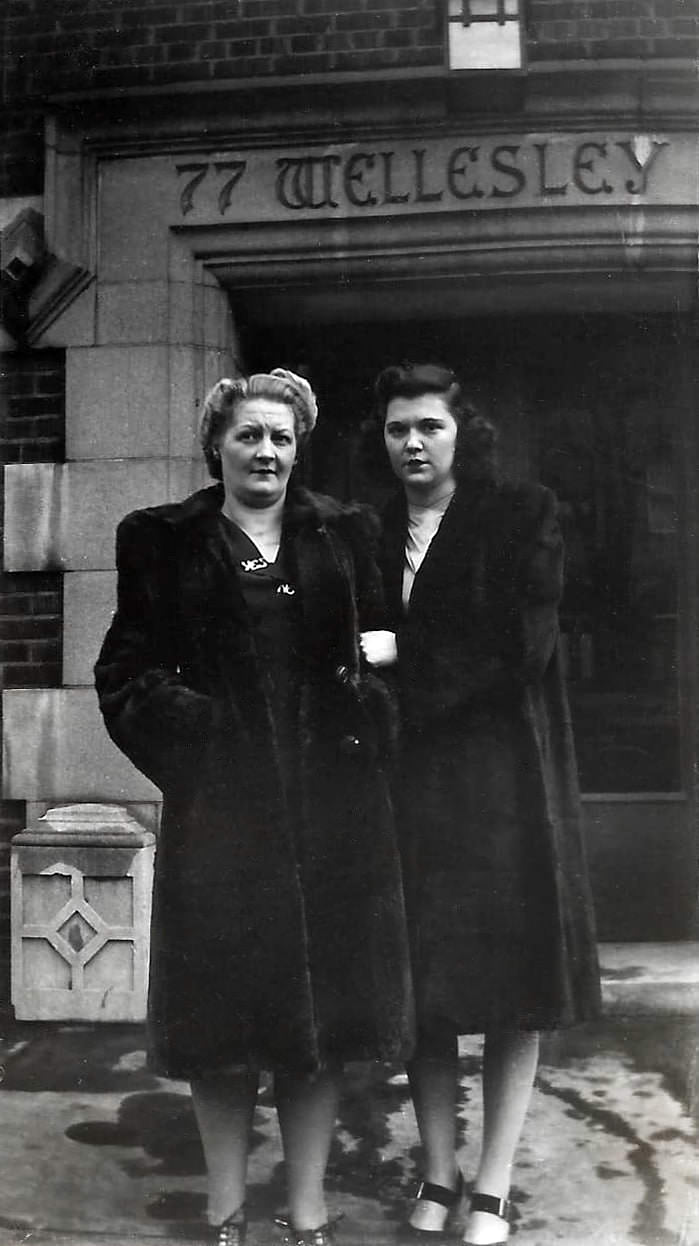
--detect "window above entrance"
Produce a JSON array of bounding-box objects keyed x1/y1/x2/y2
[{"x1": 447, "y1": 0, "x2": 523, "y2": 70}]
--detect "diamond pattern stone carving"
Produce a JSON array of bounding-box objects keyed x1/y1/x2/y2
[
  {"x1": 58, "y1": 911, "x2": 98, "y2": 954},
  {"x1": 11, "y1": 804, "x2": 155, "y2": 1021}
]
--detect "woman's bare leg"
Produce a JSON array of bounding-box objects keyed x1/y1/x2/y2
[
  {"x1": 275, "y1": 1065, "x2": 343, "y2": 1231},
  {"x1": 464, "y1": 1029, "x2": 539, "y2": 1245},
  {"x1": 406, "y1": 1023, "x2": 461, "y2": 1231},
  {"x1": 190, "y1": 1071, "x2": 259, "y2": 1226}
]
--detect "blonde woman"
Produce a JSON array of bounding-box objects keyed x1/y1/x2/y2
[{"x1": 96, "y1": 370, "x2": 413, "y2": 1246}]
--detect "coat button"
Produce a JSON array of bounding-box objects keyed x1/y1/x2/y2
[{"x1": 339, "y1": 734, "x2": 362, "y2": 754}]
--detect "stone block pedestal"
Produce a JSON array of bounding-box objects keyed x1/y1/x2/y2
[{"x1": 11, "y1": 803, "x2": 155, "y2": 1022}]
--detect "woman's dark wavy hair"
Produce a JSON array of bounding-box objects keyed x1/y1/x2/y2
[{"x1": 371, "y1": 362, "x2": 498, "y2": 484}]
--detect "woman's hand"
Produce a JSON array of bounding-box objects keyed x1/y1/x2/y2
[{"x1": 360, "y1": 630, "x2": 398, "y2": 668}]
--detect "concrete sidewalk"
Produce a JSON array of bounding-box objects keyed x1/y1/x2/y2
[{"x1": 1, "y1": 945, "x2": 698, "y2": 1246}]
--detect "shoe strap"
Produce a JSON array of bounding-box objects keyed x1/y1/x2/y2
[
  {"x1": 415, "y1": 1176, "x2": 462, "y2": 1209},
  {"x1": 470, "y1": 1193, "x2": 510, "y2": 1221}
]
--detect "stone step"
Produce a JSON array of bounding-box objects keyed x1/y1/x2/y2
[{"x1": 599, "y1": 940, "x2": 699, "y2": 1015}]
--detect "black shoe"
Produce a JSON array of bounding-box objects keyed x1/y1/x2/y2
[
  {"x1": 211, "y1": 1207, "x2": 247, "y2": 1246},
  {"x1": 275, "y1": 1216, "x2": 341, "y2": 1246},
  {"x1": 406, "y1": 1172, "x2": 464, "y2": 1236}
]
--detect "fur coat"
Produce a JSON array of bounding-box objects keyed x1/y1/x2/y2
[
  {"x1": 380, "y1": 480, "x2": 601, "y2": 1032},
  {"x1": 95, "y1": 483, "x2": 414, "y2": 1078}
]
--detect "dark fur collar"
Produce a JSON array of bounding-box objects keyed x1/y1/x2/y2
[
  {"x1": 142, "y1": 482, "x2": 375, "y2": 537},
  {"x1": 382, "y1": 478, "x2": 500, "y2": 539}
]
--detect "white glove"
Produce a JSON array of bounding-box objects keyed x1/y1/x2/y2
[{"x1": 359, "y1": 630, "x2": 398, "y2": 668}]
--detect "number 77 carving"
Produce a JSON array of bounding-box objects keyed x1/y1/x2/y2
[
  {"x1": 214, "y1": 162, "x2": 248, "y2": 214},
  {"x1": 176, "y1": 161, "x2": 248, "y2": 216},
  {"x1": 176, "y1": 164, "x2": 209, "y2": 215}
]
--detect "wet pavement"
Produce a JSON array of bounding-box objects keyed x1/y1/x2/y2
[{"x1": 1, "y1": 947, "x2": 699, "y2": 1246}]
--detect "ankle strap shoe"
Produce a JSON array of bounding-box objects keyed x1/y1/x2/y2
[
  {"x1": 414, "y1": 1173, "x2": 464, "y2": 1209},
  {"x1": 407, "y1": 1172, "x2": 464, "y2": 1236},
  {"x1": 463, "y1": 1192, "x2": 511, "y2": 1246},
  {"x1": 275, "y1": 1216, "x2": 340, "y2": 1246}
]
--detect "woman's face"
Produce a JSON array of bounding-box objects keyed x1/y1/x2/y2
[
  {"x1": 383, "y1": 393, "x2": 458, "y2": 495},
  {"x1": 218, "y1": 398, "x2": 297, "y2": 509}
]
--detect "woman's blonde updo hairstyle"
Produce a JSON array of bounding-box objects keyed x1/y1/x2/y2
[{"x1": 199, "y1": 369, "x2": 319, "y2": 481}]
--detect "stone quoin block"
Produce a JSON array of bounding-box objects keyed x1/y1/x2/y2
[
  {"x1": 3, "y1": 459, "x2": 171, "y2": 571},
  {"x1": 2, "y1": 687, "x2": 160, "y2": 803},
  {"x1": 98, "y1": 162, "x2": 171, "y2": 283},
  {"x1": 167, "y1": 345, "x2": 235, "y2": 460},
  {"x1": 66, "y1": 344, "x2": 170, "y2": 459},
  {"x1": 63, "y1": 570, "x2": 117, "y2": 687},
  {"x1": 96, "y1": 282, "x2": 171, "y2": 347}
]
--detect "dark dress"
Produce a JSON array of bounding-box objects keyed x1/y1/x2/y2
[
  {"x1": 380, "y1": 480, "x2": 601, "y2": 1034},
  {"x1": 95, "y1": 483, "x2": 414, "y2": 1079},
  {"x1": 217, "y1": 516, "x2": 300, "y2": 774}
]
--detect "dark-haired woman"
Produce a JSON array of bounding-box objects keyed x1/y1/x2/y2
[
  {"x1": 95, "y1": 370, "x2": 413, "y2": 1246},
  {"x1": 367, "y1": 364, "x2": 600, "y2": 1246}
]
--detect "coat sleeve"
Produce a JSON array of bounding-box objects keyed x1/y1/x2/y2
[
  {"x1": 339, "y1": 503, "x2": 388, "y2": 633},
  {"x1": 94, "y1": 511, "x2": 218, "y2": 793},
  {"x1": 404, "y1": 486, "x2": 563, "y2": 722},
  {"x1": 333, "y1": 505, "x2": 399, "y2": 766},
  {"x1": 516, "y1": 485, "x2": 564, "y2": 682}
]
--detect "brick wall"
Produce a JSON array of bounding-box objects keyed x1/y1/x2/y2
[
  {"x1": 1, "y1": 110, "x2": 45, "y2": 199},
  {"x1": 2, "y1": 0, "x2": 443, "y2": 102},
  {"x1": 0, "y1": 350, "x2": 65, "y2": 472},
  {"x1": 2, "y1": 0, "x2": 695, "y2": 102},
  {"x1": 0, "y1": 348, "x2": 64, "y2": 691},
  {"x1": 527, "y1": 0, "x2": 699, "y2": 63},
  {"x1": 2, "y1": 1, "x2": 697, "y2": 196},
  {"x1": 0, "y1": 349, "x2": 64, "y2": 1016}
]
